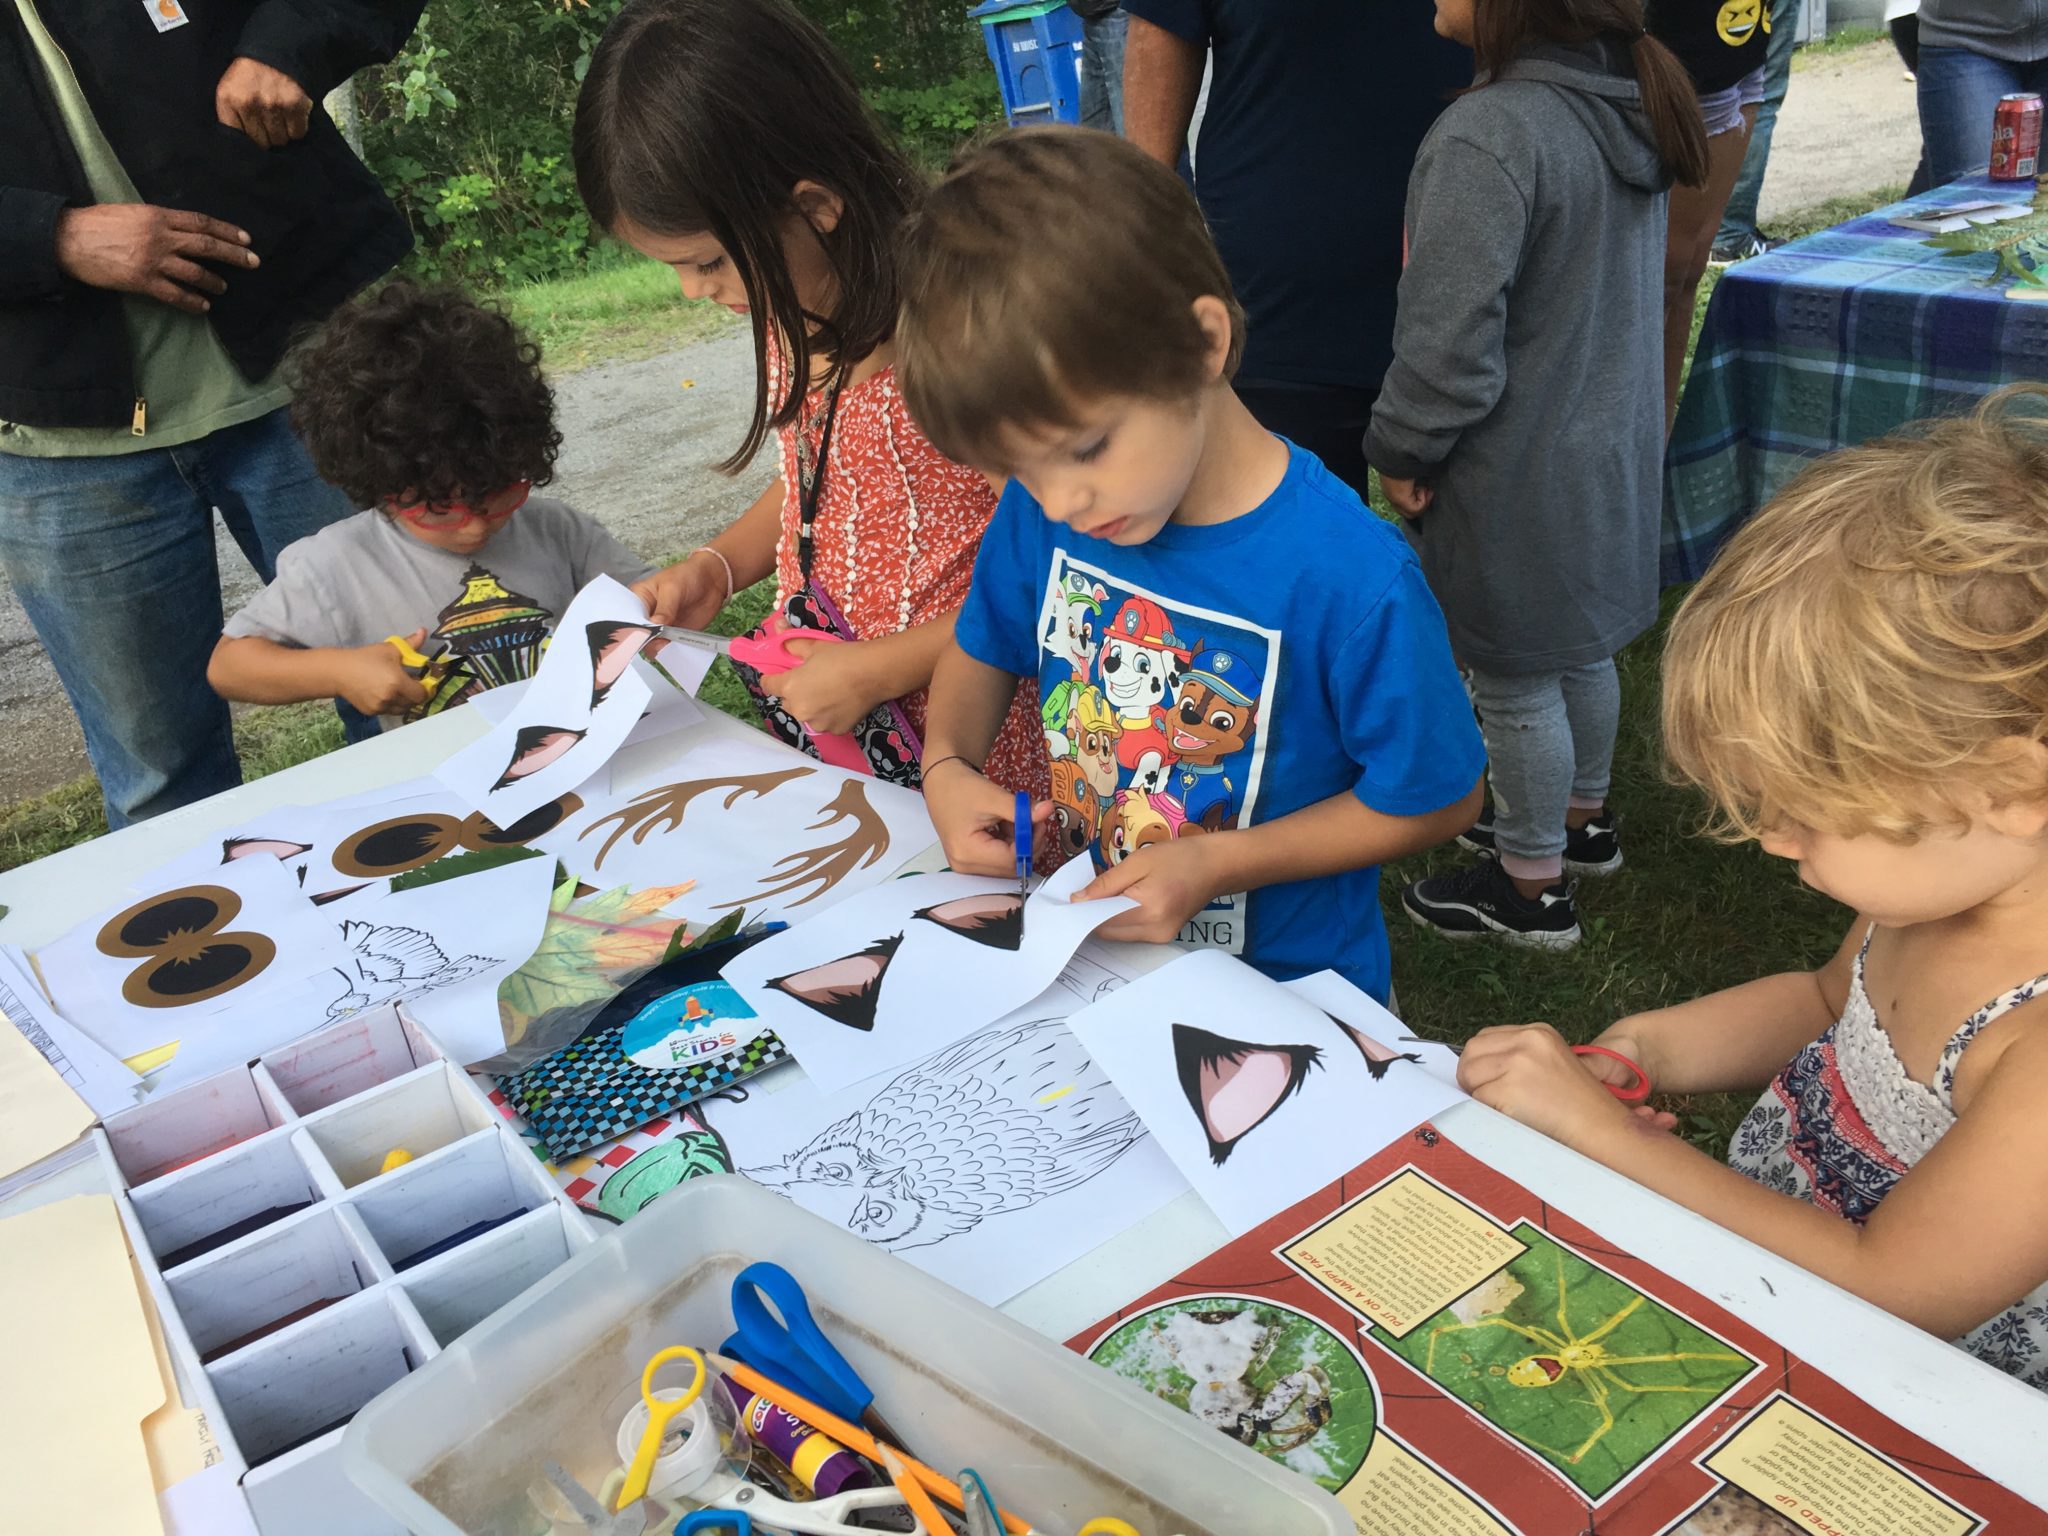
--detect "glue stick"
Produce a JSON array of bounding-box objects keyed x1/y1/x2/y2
[{"x1": 715, "y1": 1371, "x2": 874, "y2": 1496}]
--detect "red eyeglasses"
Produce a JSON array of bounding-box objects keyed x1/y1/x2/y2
[{"x1": 390, "y1": 480, "x2": 532, "y2": 529}]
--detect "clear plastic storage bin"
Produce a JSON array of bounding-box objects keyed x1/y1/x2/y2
[{"x1": 344, "y1": 1175, "x2": 1348, "y2": 1536}]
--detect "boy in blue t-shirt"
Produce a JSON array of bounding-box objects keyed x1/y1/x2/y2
[{"x1": 895, "y1": 127, "x2": 1485, "y2": 1003}]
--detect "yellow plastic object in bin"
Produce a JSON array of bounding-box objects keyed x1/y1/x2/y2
[{"x1": 341, "y1": 1176, "x2": 1347, "y2": 1536}]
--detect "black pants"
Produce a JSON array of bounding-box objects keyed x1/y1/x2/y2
[{"x1": 1235, "y1": 381, "x2": 1378, "y2": 502}]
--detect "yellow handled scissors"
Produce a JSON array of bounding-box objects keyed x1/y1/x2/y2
[
  {"x1": 615, "y1": 1345, "x2": 708, "y2": 1512},
  {"x1": 382, "y1": 633, "x2": 462, "y2": 703},
  {"x1": 1078, "y1": 1522, "x2": 1141, "y2": 1536}
]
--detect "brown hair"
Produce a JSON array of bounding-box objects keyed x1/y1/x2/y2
[
  {"x1": 895, "y1": 127, "x2": 1245, "y2": 473},
  {"x1": 1470, "y1": 0, "x2": 1709, "y2": 188},
  {"x1": 573, "y1": 0, "x2": 921, "y2": 472},
  {"x1": 1663, "y1": 385, "x2": 2048, "y2": 843}
]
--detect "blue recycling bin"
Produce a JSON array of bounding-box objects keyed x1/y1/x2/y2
[{"x1": 969, "y1": 0, "x2": 1086, "y2": 126}]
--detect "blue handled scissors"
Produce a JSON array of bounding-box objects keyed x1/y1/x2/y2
[{"x1": 720, "y1": 1262, "x2": 916, "y2": 1460}]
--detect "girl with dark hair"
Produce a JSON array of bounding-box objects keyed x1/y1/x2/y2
[
  {"x1": 1368, "y1": 0, "x2": 1707, "y2": 951},
  {"x1": 572, "y1": 0, "x2": 1044, "y2": 797}
]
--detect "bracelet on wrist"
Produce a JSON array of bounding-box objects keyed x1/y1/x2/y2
[
  {"x1": 688, "y1": 545, "x2": 735, "y2": 607},
  {"x1": 922, "y1": 753, "x2": 983, "y2": 780}
]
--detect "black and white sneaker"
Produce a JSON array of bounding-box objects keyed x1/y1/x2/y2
[
  {"x1": 1456, "y1": 807, "x2": 1623, "y2": 876},
  {"x1": 1401, "y1": 857, "x2": 1581, "y2": 951}
]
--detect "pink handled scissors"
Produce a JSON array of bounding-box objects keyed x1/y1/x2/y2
[{"x1": 658, "y1": 616, "x2": 870, "y2": 774}]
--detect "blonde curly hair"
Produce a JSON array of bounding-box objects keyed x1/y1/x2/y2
[{"x1": 1664, "y1": 384, "x2": 2048, "y2": 843}]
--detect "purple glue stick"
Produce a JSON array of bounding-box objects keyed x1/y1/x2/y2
[{"x1": 716, "y1": 1371, "x2": 875, "y2": 1497}]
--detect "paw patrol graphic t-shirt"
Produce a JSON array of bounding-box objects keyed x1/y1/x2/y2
[{"x1": 955, "y1": 441, "x2": 1484, "y2": 1003}]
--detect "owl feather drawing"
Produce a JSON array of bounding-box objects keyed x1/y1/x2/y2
[{"x1": 740, "y1": 1018, "x2": 1146, "y2": 1252}]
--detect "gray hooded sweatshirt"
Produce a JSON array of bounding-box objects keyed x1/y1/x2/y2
[{"x1": 1366, "y1": 38, "x2": 1669, "y2": 676}]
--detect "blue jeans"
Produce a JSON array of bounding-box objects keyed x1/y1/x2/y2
[
  {"x1": 0, "y1": 407, "x2": 354, "y2": 827},
  {"x1": 1917, "y1": 45, "x2": 2048, "y2": 189},
  {"x1": 1079, "y1": 8, "x2": 1127, "y2": 135},
  {"x1": 1718, "y1": 0, "x2": 1804, "y2": 245}
]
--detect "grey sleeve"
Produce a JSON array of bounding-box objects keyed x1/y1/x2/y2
[
  {"x1": 567, "y1": 506, "x2": 655, "y2": 587},
  {"x1": 1366, "y1": 135, "x2": 1531, "y2": 482},
  {"x1": 222, "y1": 538, "x2": 350, "y2": 649}
]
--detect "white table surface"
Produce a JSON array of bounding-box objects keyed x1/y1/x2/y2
[{"x1": 4, "y1": 706, "x2": 2045, "y2": 1509}]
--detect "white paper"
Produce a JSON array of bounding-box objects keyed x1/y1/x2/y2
[
  {"x1": 160, "y1": 1462, "x2": 259, "y2": 1536},
  {"x1": 0, "y1": 947, "x2": 142, "y2": 1118},
  {"x1": 702, "y1": 1004, "x2": 1186, "y2": 1305},
  {"x1": 436, "y1": 575, "x2": 656, "y2": 822},
  {"x1": 548, "y1": 737, "x2": 938, "y2": 928},
  {"x1": 34, "y1": 856, "x2": 339, "y2": 1060},
  {"x1": 470, "y1": 655, "x2": 706, "y2": 747},
  {"x1": 1282, "y1": 969, "x2": 1469, "y2": 1094},
  {"x1": 718, "y1": 858, "x2": 1135, "y2": 1094},
  {"x1": 1065, "y1": 950, "x2": 1468, "y2": 1235}
]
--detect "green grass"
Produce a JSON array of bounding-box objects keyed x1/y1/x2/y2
[
  {"x1": 498, "y1": 254, "x2": 738, "y2": 373},
  {"x1": 1794, "y1": 25, "x2": 1889, "y2": 64}
]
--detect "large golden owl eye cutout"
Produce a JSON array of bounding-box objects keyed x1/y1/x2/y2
[{"x1": 95, "y1": 885, "x2": 278, "y2": 1009}]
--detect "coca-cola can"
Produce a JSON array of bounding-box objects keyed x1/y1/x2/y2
[{"x1": 1991, "y1": 92, "x2": 2042, "y2": 180}]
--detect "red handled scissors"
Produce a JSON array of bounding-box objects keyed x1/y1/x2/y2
[{"x1": 1571, "y1": 1044, "x2": 1651, "y2": 1103}]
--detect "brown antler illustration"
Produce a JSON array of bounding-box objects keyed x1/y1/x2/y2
[
  {"x1": 579, "y1": 767, "x2": 815, "y2": 869},
  {"x1": 715, "y1": 778, "x2": 892, "y2": 911}
]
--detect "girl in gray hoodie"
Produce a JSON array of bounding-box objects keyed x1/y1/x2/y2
[{"x1": 1368, "y1": 0, "x2": 1707, "y2": 950}]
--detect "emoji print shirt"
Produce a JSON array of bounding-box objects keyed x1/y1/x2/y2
[
  {"x1": 1645, "y1": 0, "x2": 1768, "y2": 94},
  {"x1": 954, "y1": 440, "x2": 1485, "y2": 1003},
  {"x1": 223, "y1": 498, "x2": 652, "y2": 730}
]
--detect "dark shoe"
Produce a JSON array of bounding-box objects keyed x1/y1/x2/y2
[
  {"x1": 1401, "y1": 857, "x2": 1581, "y2": 951},
  {"x1": 1708, "y1": 234, "x2": 1775, "y2": 267},
  {"x1": 1456, "y1": 806, "x2": 1623, "y2": 876}
]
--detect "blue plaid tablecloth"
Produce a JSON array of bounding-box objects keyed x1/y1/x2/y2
[{"x1": 1663, "y1": 175, "x2": 2048, "y2": 584}]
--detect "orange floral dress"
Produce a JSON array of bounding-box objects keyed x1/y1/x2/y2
[{"x1": 765, "y1": 334, "x2": 1046, "y2": 799}]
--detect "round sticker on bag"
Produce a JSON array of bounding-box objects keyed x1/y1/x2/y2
[{"x1": 620, "y1": 980, "x2": 763, "y2": 1070}]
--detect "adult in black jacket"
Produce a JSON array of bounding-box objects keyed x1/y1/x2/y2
[{"x1": 0, "y1": 1, "x2": 422, "y2": 827}]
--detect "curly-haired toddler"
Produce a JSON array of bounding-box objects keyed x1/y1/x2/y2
[{"x1": 209, "y1": 280, "x2": 650, "y2": 729}]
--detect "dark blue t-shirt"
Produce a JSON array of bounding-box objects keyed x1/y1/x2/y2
[
  {"x1": 953, "y1": 442, "x2": 1485, "y2": 1003},
  {"x1": 1124, "y1": 0, "x2": 1471, "y2": 394}
]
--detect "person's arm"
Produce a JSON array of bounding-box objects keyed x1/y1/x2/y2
[
  {"x1": 1078, "y1": 778, "x2": 1484, "y2": 942},
  {"x1": 209, "y1": 631, "x2": 427, "y2": 716},
  {"x1": 233, "y1": 1, "x2": 427, "y2": 103},
  {"x1": 633, "y1": 477, "x2": 784, "y2": 628},
  {"x1": 1459, "y1": 1016, "x2": 2048, "y2": 1338},
  {"x1": 922, "y1": 641, "x2": 1043, "y2": 876},
  {"x1": 1123, "y1": 14, "x2": 1205, "y2": 164}
]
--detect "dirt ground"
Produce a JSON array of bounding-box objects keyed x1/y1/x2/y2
[{"x1": 0, "y1": 39, "x2": 1927, "y2": 805}]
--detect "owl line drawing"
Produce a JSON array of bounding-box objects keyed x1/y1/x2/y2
[
  {"x1": 734, "y1": 1017, "x2": 1147, "y2": 1252},
  {"x1": 324, "y1": 921, "x2": 497, "y2": 1020}
]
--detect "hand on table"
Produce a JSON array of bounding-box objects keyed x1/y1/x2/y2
[
  {"x1": 1074, "y1": 834, "x2": 1226, "y2": 943},
  {"x1": 632, "y1": 554, "x2": 727, "y2": 630},
  {"x1": 216, "y1": 57, "x2": 314, "y2": 148},
  {"x1": 925, "y1": 761, "x2": 1047, "y2": 877},
  {"x1": 770, "y1": 637, "x2": 886, "y2": 736},
  {"x1": 1379, "y1": 474, "x2": 1433, "y2": 520},
  {"x1": 54, "y1": 205, "x2": 256, "y2": 314},
  {"x1": 331, "y1": 633, "x2": 430, "y2": 717}
]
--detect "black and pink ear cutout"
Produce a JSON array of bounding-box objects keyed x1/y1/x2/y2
[
  {"x1": 490, "y1": 725, "x2": 587, "y2": 791},
  {"x1": 1173, "y1": 1024, "x2": 1323, "y2": 1167},
  {"x1": 586, "y1": 620, "x2": 660, "y2": 708},
  {"x1": 767, "y1": 934, "x2": 905, "y2": 1032},
  {"x1": 1324, "y1": 1012, "x2": 1423, "y2": 1081},
  {"x1": 220, "y1": 836, "x2": 314, "y2": 863},
  {"x1": 913, "y1": 892, "x2": 1025, "y2": 952}
]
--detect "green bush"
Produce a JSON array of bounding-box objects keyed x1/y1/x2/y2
[{"x1": 357, "y1": 0, "x2": 1004, "y2": 289}]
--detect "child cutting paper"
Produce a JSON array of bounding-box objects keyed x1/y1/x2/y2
[
  {"x1": 573, "y1": 0, "x2": 1043, "y2": 795},
  {"x1": 896, "y1": 128, "x2": 1486, "y2": 1006},
  {"x1": 1460, "y1": 389, "x2": 2048, "y2": 1390},
  {"x1": 209, "y1": 281, "x2": 649, "y2": 732}
]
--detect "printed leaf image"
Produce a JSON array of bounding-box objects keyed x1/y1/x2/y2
[
  {"x1": 491, "y1": 724, "x2": 588, "y2": 791},
  {"x1": 497, "y1": 881, "x2": 695, "y2": 1031},
  {"x1": 1174, "y1": 1024, "x2": 1323, "y2": 1166},
  {"x1": 586, "y1": 620, "x2": 660, "y2": 709},
  {"x1": 713, "y1": 778, "x2": 895, "y2": 911},
  {"x1": 580, "y1": 767, "x2": 816, "y2": 869},
  {"x1": 1088, "y1": 1296, "x2": 1373, "y2": 1491},
  {"x1": 1378, "y1": 1226, "x2": 1758, "y2": 1500},
  {"x1": 914, "y1": 891, "x2": 1025, "y2": 951},
  {"x1": 767, "y1": 934, "x2": 903, "y2": 1032}
]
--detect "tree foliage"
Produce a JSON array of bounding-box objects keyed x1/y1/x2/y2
[{"x1": 356, "y1": 0, "x2": 1001, "y2": 288}]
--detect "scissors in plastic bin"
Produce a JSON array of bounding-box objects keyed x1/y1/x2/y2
[
  {"x1": 720, "y1": 1262, "x2": 918, "y2": 1462},
  {"x1": 649, "y1": 1440, "x2": 926, "y2": 1536},
  {"x1": 656, "y1": 618, "x2": 869, "y2": 773}
]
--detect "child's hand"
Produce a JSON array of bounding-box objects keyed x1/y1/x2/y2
[
  {"x1": 331, "y1": 634, "x2": 430, "y2": 717},
  {"x1": 1456, "y1": 1023, "x2": 1633, "y2": 1149},
  {"x1": 1074, "y1": 835, "x2": 1227, "y2": 943},
  {"x1": 925, "y1": 762, "x2": 1047, "y2": 877},
  {"x1": 1380, "y1": 474, "x2": 1434, "y2": 520},
  {"x1": 633, "y1": 554, "x2": 727, "y2": 629},
  {"x1": 770, "y1": 638, "x2": 886, "y2": 736}
]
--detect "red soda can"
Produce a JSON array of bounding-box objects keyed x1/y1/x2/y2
[{"x1": 1991, "y1": 93, "x2": 2042, "y2": 181}]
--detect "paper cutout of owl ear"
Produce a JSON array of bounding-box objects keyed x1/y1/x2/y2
[
  {"x1": 1323, "y1": 1011, "x2": 1424, "y2": 1081},
  {"x1": 767, "y1": 934, "x2": 904, "y2": 1032},
  {"x1": 586, "y1": 620, "x2": 660, "y2": 708},
  {"x1": 912, "y1": 891, "x2": 1024, "y2": 951},
  {"x1": 220, "y1": 836, "x2": 313, "y2": 863},
  {"x1": 1173, "y1": 1023, "x2": 1322, "y2": 1166},
  {"x1": 490, "y1": 725, "x2": 587, "y2": 791}
]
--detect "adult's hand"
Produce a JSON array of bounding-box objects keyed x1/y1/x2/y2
[
  {"x1": 216, "y1": 57, "x2": 314, "y2": 149},
  {"x1": 53, "y1": 205, "x2": 257, "y2": 314}
]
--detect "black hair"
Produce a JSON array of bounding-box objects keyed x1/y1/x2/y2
[
  {"x1": 285, "y1": 279, "x2": 561, "y2": 509},
  {"x1": 573, "y1": 0, "x2": 921, "y2": 472}
]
